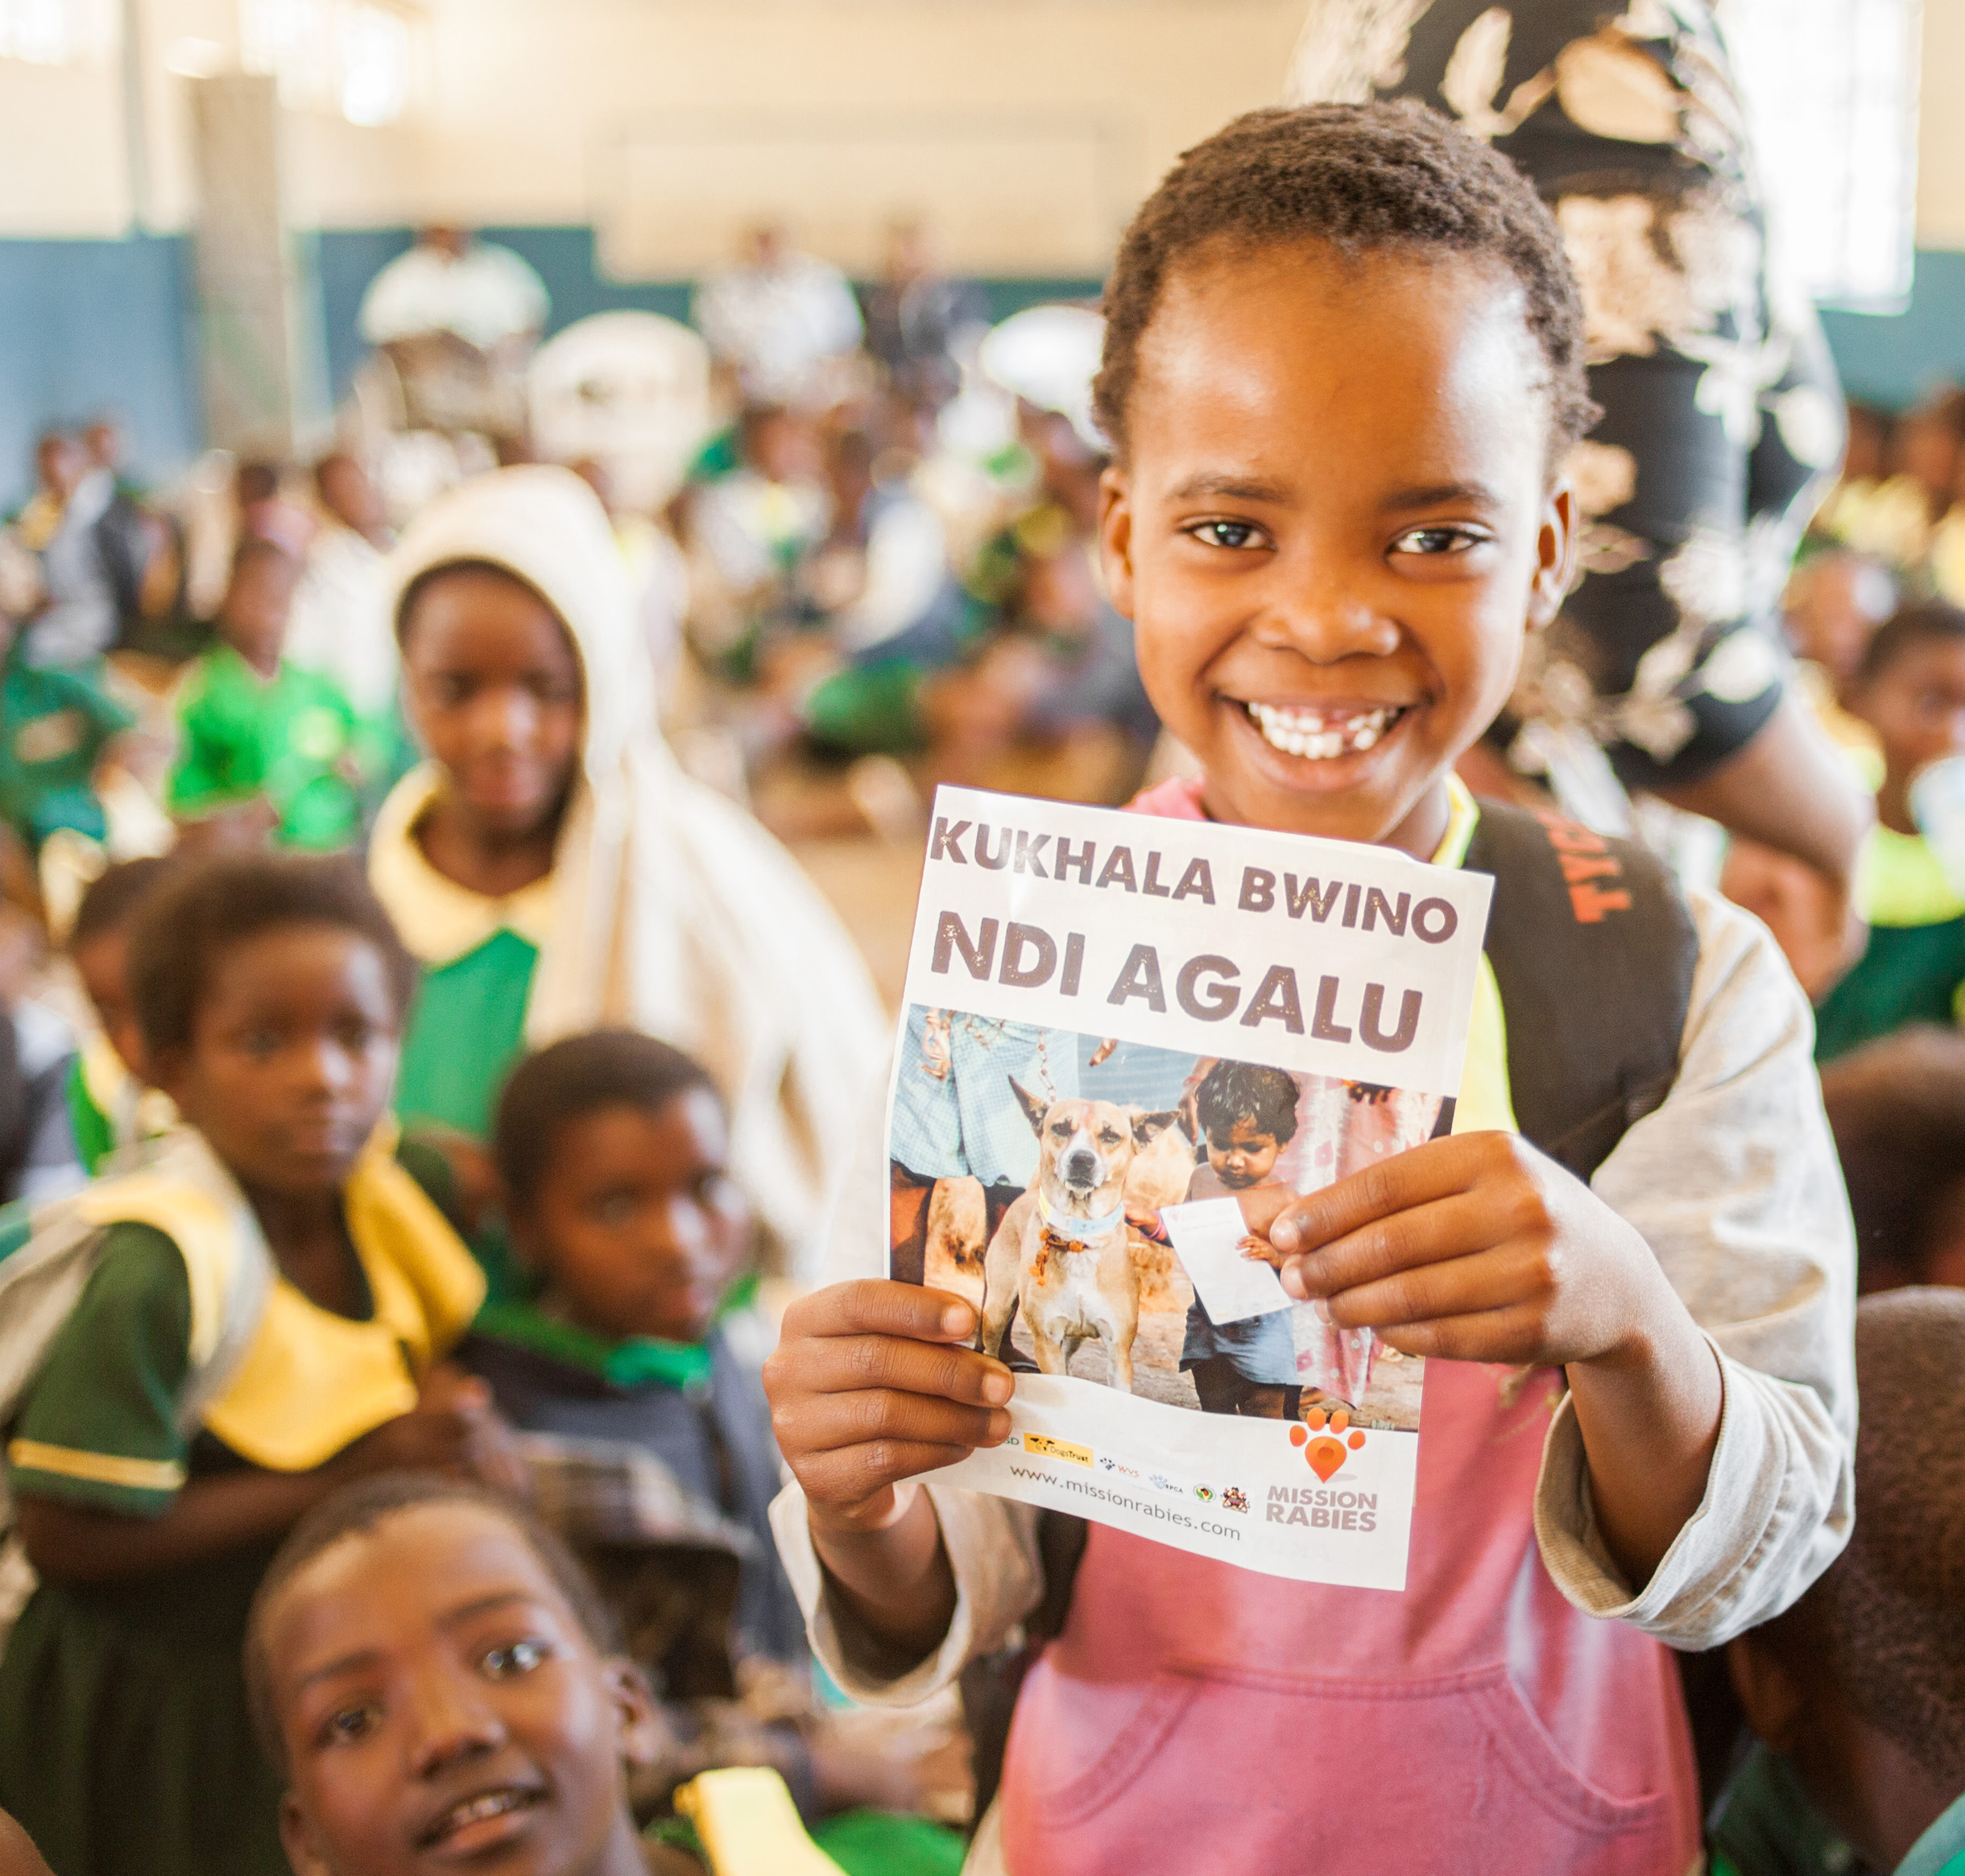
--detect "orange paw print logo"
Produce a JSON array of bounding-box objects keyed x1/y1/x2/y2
[{"x1": 1289, "y1": 1406, "x2": 1366, "y2": 1482}]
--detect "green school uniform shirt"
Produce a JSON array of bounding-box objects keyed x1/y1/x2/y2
[
  {"x1": 1814, "y1": 826, "x2": 1965, "y2": 1062},
  {"x1": 0, "y1": 652, "x2": 134, "y2": 850},
  {"x1": 168, "y1": 644, "x2": 362, "y2": 851},
  {"x1": 369, "y1": 767, "x2": 553, "y2": 1141}
]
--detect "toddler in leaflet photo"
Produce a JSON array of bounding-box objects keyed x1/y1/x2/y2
[
  {"x1": 761, "y1": 102, "x2": 1856, "y2": 1874},
  {"x1": 1175, "y1": 1059, "x2": 1304, "y2": 1418}
]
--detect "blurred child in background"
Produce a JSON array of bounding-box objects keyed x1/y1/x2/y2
[
  {"x1": 61, "y1": 856, "x2": 172, "y2": 1174},
  {"x1": 1717, "y1": 1290, "x2": 1965, "y2": 1876},
  {"x1": 464, "y1": 1030, "x2": 967, "y2": 1857},
  {"x1": 369, "y1": 467, "x2": 884, "y2": 1282},
  {"x1": 0, "y1": 852, "x2": 505, "y2": 1876},
  {"x1": 168, "y1": 540, "x2": 366, "y2": 852},
  {"x1": 1819, "y1": 1025, "x2": 1965, "y2": 1292},
  {"x1": 1814, "y1": 602, "x2": 1965, "y2": 1060}
]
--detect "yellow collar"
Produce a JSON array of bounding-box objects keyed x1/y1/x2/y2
[
  {"x1": 1432, "y1": 773, "x2": 1481, "y2": 870},
  {"x1": 74, "y1": 1124, "x2": 486, "y2": 1470},
  {"x1": 368, "y1": 764, "x2": 557, "y2": 967}
]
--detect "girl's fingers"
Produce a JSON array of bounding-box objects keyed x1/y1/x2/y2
[
  {"x1": 1368, "y1": 1301, "x2": 1561, "y2": 1365},
  {"x1": 797, "y1": 1439, "x2": 992, "y2": 1508},
  {"x1": 784, "y1": 1279, "x2": 981, "y2": 1345},
  {"x1": 1268, "y1": 1136, "x2": 1488, "y2": 1256},
  {"x1": 1280, "y1": 1191, "x2": 1516, "y2": 1299},
  {"x1": 788, "y1": 1333, "x2": 1015, "y2": 1408},
  {"x1": 792, "y1": 1387, "x2": 1011, "y2": 1453}
]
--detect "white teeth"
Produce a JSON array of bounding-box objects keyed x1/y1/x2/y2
[{"x1": 1245, "y1": 702, "x2": 1398, "y2": 760}]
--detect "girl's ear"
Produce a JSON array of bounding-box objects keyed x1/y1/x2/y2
[
  {"x1": 1527, "y1": 482, "x2": 1577, "y2": 632},
  {"x1": 602, "y1": 1657, "x2": 663, "y2": 1769},
  {"x1": 1098, "y1": 465, "x2": 1137, "y2": 621},
  {"x1": 279, "y1": 1791, "x2": 333, "y2": 1876}
]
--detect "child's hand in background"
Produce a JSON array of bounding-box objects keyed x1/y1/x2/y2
[{"x1": 338, "y1": 1369, "x2": 529, "y2": 1498}]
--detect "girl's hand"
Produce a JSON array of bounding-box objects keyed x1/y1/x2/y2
[
  {"x1": 1267, "y1": 1132, "x2": 1663, "y2": 1367},
  {"x1": 1268, "y1": 1131, "x2": 1723, "y2": 1583},
  {"x1": 763, "y1": 1280, "x2": 1012, "y2": 1537},
  {"x1": 337, "y1": 1375, "x2": 524, "y2": 1493}
]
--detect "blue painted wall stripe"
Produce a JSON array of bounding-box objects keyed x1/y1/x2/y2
[{"x1": 1, "y1": 225, "x2": 1959, "y2": 511}]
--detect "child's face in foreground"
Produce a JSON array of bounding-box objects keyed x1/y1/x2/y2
[
  {"x1": 402, "y1": 569, "x2": 584, "y2": 845},
  {"x1": 72, "y1": 926, "x2": 144, "y2": 1078},
  {"x1": 267, "y1": 1503, "x2": 657, "y2": 1876},
  {"x1": 517, "y1": 1089, "x2": 750, "y2": 1344},
  {"x1": 159, "y1": 925, "x2": 400, "y2": 1197},
  {"x1": 1856, "y1": 637, "x2": 1965, "y2": 785},
  {"x1": 1206, "y1": 1118, "x2": 1282, "y2": 1191},
  {"x1": 1101, "y1": 244, "x2": 1572, "y2": 855}
]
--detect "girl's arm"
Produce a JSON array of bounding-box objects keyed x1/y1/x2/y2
[
  {"x1": 18, "y1": 1468, "x2": 341, "y2": 1584},
  {"x1": 19, "y1": 1382, "x2": 515, "y2": 1586}
]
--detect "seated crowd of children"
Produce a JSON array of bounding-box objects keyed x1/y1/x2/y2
[{"x1": 2, "y1": 96, "x2": 1965, "y2": 1876}]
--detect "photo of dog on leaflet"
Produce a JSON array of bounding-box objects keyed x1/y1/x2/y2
[{"x1": 977, "y1": 1083, "x2": 1181, "y2": 1394}]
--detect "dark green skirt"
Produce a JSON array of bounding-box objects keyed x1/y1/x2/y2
[{"x1": 0, "y1": 1554, "x2": 286, "y2": 1876}]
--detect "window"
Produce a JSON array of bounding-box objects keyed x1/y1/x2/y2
[
  {"x1": 1719, "y1": 0, "x2": 1922, "y2": 310},
  {"x1": 238, "y1": 0, "x2": 416, "y2": 125},
  {"x1": 0, "y1": 0, "x2": 111, "y2": 65}
]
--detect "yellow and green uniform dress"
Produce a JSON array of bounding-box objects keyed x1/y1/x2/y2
[
  {"x1": 166, "y1": 644, "x2": 364, "y2": 851},
  {"x1": 64, "y1": 1032, "x2": 174, "y2": 1177},
  {"x1": 1814, "y1": 825, "x2": 1965, "y2": 1062},
  {"x1": 0, "y1": 648, "x2": 134, "y2": 851},
  {"x1": 0, "y1": 1129, "x2": 485, "y2": 1876},
  {"x1": 369, "y1": 767, "x2": 553, "y2": 1142}
]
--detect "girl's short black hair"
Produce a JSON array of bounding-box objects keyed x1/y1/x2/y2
[
  {"x1": 1094, "y1": 101, "x2": 1595, "y2": 468},
  {"x1": 243, "y1": 1472, "x2": 620, "y2": 1777},
  {"x1": 1195, "y1": 1059, "x2": 1301, "y2": 1147},
  {"x1": 1856, "y1": 599, "x2": 1965, "y2": 686},
  {"x1": 494, "y1": 1029, "x2": 718, "y2": 1212},
  {"x1": 126, "y1": 850, "x2": 416, "y2": 1059}
]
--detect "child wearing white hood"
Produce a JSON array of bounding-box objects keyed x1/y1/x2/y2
[{"x1": 370, "y1": 467, "x2": 886, "y2": 1280}]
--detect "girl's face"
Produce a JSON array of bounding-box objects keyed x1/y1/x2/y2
[
  {"x1": 1101, "y1": 243, "x2": 1573, "y2": 857},
  {"x1": 402, "y1": 569, "x2": 584, "y2": 844},
  {"x1": 1206, "y1": 1118, "x2": 1282, "y2": 1190},
  {"x1": 1855, "y1": 636, "x2": 1965, "y2": 785},
  {"x1": 159, "y1": 924, "x2": 401, "y2": 1197},
  {"x1": 515, "y1": 1089, "x2": 750, "y2": 1345}
]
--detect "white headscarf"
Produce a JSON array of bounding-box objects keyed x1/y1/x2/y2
[{"x1": 372, "y1": 466, "x2": 887, "y2": 1278}]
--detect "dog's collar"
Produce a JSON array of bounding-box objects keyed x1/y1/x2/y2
[{"x1": 1037, "y1": 1192, "x2": 1126, "y2": 1243}]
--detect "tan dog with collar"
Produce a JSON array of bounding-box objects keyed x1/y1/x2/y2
[{"x1": 979, "y1": 1080, "x2": 1180, "y2": 1393}]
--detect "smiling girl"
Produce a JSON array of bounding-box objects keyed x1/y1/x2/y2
[{"x1": 762, "y1": 104, "x2": 1855, "y2": 1874}]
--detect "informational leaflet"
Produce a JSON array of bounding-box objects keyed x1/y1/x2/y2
[{"x1": 887, "y1": 785, "x2": 1494, "y2": 1589}]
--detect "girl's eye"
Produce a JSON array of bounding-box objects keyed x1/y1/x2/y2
[
  {"x1": 319, "y1": 1701, "x2": 381, "y2": 1747},
  {"x1": 1188, "y1": 520, "x2": 1265, "y2": 551},
  {"x1": 242, "y1": 1029, "x2": 283, "y2": 1059},
  {"x1": 482, "y1": 1638, "x2": 551, "y2": 1679},
  {"x1": 335, "y1": 1021, "x2": 375, "y2": 1052},
  {"x1": 1391, "y1": 525, "x2": 1485, "y2": 557},
  {"x1": 590, "y1": 1192, "x2": 636, "y2": 1226}
]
